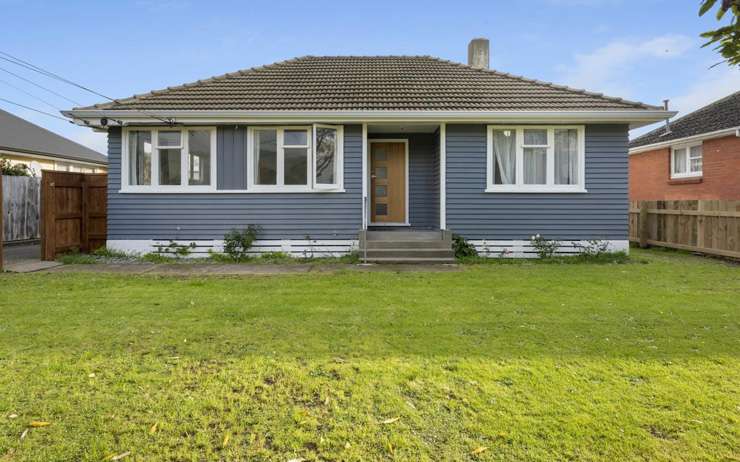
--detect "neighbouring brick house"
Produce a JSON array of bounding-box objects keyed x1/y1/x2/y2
[{"x1": 629, "y1": 91, "x2": 740, "y2": 200}]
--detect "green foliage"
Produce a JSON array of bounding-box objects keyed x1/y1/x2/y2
[
  {"x1": 57, "y1": 251, "x2": 99, "y2": 265},
  {"x1": 140, "y1": 252, "x2": 178, "y2": 263},
  {"x1": 452, "y1": 233, "x2": 478, "y2": 259},
  {"x1": 156, "y1": 241, "x2": 196, "y2": 258},
  {"x1": 699, "y1": 0, "x2": 740, "y2": 66},
  {"x1": 529, "y1": 233, "x2": 559, "y2": 258},
  {"x1": 259, "y1": 251, "x2": 292, "y2": 262},
  {"x1": 223, "y1": 225, "x2": 261, "y2": 261},
  {"x1": 91, "y1": 247, "x2": 130, "y2": 259},
  {"x1": 0, "y1": 249, "x2": 738, "y2": 461},
  {"x1": 0, "y1": 158, "x2": 32, "y2": 176}
]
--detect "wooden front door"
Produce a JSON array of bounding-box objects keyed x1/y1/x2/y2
[{"x1": 371, "y1": 142, "x2": 406, "y2": 224}]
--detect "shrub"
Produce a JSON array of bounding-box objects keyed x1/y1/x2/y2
[
  {"x1": 530, "y1": 234, "x2": 559, "y2": 259},
  {"x1": 572, "y1": 240, "x2": 611, "y2": 257},
  {"x1": 223, "y1": 226, "x2": 261, "y2": 261},
  {"x1": 0, "y1": 158, "x2": 31, "y2": 176},
  {"x1": 452, "y1": 234, "x2": 478, "y2": 259}
]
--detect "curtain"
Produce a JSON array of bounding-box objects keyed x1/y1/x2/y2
[
  {"x1": 492, "y1": 130, "x2": 515, "y2": 184},
  {"x1": 554, "y1": 129, "x2": 577, "y2": 185},
  {"x1": 523, "y1": 148, "x2": 546, "y2": 184}
]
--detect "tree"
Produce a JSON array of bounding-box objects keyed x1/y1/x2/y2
[
  {"x1": 0, "y1": 158, "x2": 31, "y2": 176},
  {"x1": 700, "y1": 0, "x2": 740, "y2": 66}
]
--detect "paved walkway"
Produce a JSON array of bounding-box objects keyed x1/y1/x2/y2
[
  {"x1": 2, "y1": 243, "x2": 62, "y2": 273},
  {"x1": 47, "y1": 262, "x2": 461, "y2": 275}
]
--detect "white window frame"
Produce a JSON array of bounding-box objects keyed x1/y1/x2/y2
[
  {"x1": 670, "y1": 142, "x2": 702, "y2": 179},
  {"x1": 247, "y1": 124, "x2": 344, "y2": 193},
  {"x1": 486, "y1": 125, "x2": 586, "y2": 193},
  {"x1": 122, "y1": 126, "x2": 217, "y2": 193}
]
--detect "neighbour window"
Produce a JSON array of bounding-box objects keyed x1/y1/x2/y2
[
  {"x1": 671, "y1": 143, "x2": 702, "y2": 178},
  {"x1": 487, "y1": 125, "x2": 585, "y2": 192},
  {"x1": 124, "y1": 127, "x2": 215, "y2": 191},
  {"x1": 250, "y1": 125, "x2": 343, "y2": 191}
]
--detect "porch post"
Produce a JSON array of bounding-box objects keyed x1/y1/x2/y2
[
  {"x1": 439, "y1": 123, "x2": 446, "y2": 230},
  {"x1": 361, "y1": 123, "x2": 368, "y2": 230}
]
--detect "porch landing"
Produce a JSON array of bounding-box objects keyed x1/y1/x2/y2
[{"x1": 360, "y1": 230, "x2": 455, "y2": 264}]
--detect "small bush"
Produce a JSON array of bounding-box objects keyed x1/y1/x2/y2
[
  {"x1": 260, "y1": 251, "x2": 292, "y2": 262},
  {"x1": 92, "y1": 247, "x2": 130, "y2": 259},
  {"x1": 223, "y1": 226, "x2": 261, "y2": 261},
  {"x1": 452, "y1": 234, "x2": 478, "y2": 259},
  {"x1": 530, "y1": 234, "x2": 559, "y2": 259},
  {"x1": 0, "y1": 158, "x2": 32, "y2": 176}
]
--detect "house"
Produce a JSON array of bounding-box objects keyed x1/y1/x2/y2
[
  {"x1": 0, "y1": 109, "x2": 107, "y2": 175},
  {"x1": 629, "y1": 91, "x2": 740, "y2": 200},
  {"x1": 63, "y1": 39, "x2": 672, "y2": 260}
]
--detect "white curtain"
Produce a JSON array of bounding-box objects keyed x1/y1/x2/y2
[
  {"x1": 492, "y1": 130, "x2": 515, "y2": 184},
  {"x1": 555, "y1": 129, "x2": 577, "y2": 184},
  {"x1": 523, "y1": 148, "x2": 546, "y2": 184}
]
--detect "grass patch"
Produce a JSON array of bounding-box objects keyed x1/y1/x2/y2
[
  {"x1": 1, "y1": 249, "x2": 738, "y2": 461},
  {"x1": 459, "y1": 251, "x2": 633, "y2": 265}
]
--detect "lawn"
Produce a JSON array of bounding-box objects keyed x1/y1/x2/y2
[{"x1": 0, "y1": 249, "x2": 738, "y2": 461}]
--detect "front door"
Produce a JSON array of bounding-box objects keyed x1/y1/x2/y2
[{"x1": 371, "y1": 142, "x2": 406, "y2": 224}]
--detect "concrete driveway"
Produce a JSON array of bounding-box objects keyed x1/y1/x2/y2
[{"x1": 2, "y1": 242, "x2": 61, "y2": 272}]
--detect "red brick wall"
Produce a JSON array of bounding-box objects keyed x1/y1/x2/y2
[{"x1": 629, "y1": 134, "x2": 740, "y2": 200}]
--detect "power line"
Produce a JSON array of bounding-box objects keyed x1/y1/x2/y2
[
  {"x1": 0, "y1": 65, "x2": 81, "y2": 105},
  {"x1": 0, "y1": 97, "x2": 71, "y2": 122},
  {"x1": 0, "y1": 77, "x2": 62, "y2": 111},
  {"x1": 0, "y1": 51, "x2": 173, "y2": 124}
]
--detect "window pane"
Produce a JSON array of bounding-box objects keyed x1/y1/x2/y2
[
  {"x1": 554, "y1": 129, "x2": 578, "y2": 185},
  {"x1": 159, "y1": 148, "x2": 181, "y2": 185},
  {"x1": 375, "y1": 166, "x2": 387, "y2": 179},
  {"x1": 689, "y1": 145, "x2": 702, "y2": 173},
  {"x1": 376, "y1": 185, "x2": 387, "y2": 197},
  {"x1": 375, "y1": 203, "x2": 387, "y2": 216},
  {"x1": 128, "y1": 130, "x2": 151, "y2": 186},
  {"x1": 523, "y1": 147, "x2": 547, "y2": 184},
  {"x1": 284, "y1": 147, "x2": 308, "y2": 185},
  {"x1": 673, "y1": 148, "x2": 687, "y2": 174},
  {"x1": 188, "y1": 130, "x2": 211, "y2": 186},
  {"x1": 492, "y1": 129, "x2": 516, "y2": 185},
  {"x1": 523, "y1": 129, "x2": 547, "y2": 146},
  {"x1": 284, "y1": 129, "x2": 308, "y2": 146},
  {"x1": 158, "y1": 131, "x2": 181, "y2": 147},
  {"x1": 316, "y1": 127, "x2": 337, "y2": 185},
  {"x1": 255, "y1": 130, "x2": 277, "y2": 185},
  {"x1": 374, "y1": 148, "x2": 387, "y2": 161}
]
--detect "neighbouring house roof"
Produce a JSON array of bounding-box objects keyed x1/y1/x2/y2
[
  {"x1": 74, "y1": 56, "x2": 659, "y2": 112},
  {"x1": 630, "y1": 90, "x2": 740, "y2": 149},
  {"x1": 0, "y1": 109, "x2": 107, "y2": 165}
]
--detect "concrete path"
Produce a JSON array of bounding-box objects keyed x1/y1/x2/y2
[
  {"x1": 47, "y1": 262, "x2": 461, "y2": 276},
  {"x1": 2, "y1": 242, "x2": 62, "y2": 273}
]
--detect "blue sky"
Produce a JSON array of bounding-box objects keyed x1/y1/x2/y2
[{"x1": 1, "y1": 0, "x2": 738, "y2": 154}]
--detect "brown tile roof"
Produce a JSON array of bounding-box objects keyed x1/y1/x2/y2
[
  {"x1": 630, "y1": 90, "x2": 740, "y2": 148},
  {"x1": 79, "y1": 56, "x2": 659, "y2": 112}
]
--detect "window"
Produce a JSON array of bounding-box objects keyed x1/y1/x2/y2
[
  {"x1": 487, "y1": 125, "x2": 585, "y2": 192},
  {"x1": 249, "y1": 125, "x2": 343, "y2": 192},
  {"x1": 123, "y1": 127, "x2": 216, "y2": 191},
  {"x1": 671, "y1": 143, "x2": 702, "y2": 178}
]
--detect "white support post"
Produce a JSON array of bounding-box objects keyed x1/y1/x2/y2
[{"x1": 439, "y1": 123, "x2": 446, "y2": 230}]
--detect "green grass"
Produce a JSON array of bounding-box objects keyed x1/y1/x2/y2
[{"x1": 1, "y1": 249, "x2": 738, "y2": 461}]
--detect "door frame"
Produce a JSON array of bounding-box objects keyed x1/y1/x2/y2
[{"x1": 368, "y1": 139, "x2": 409, "y2": 226}]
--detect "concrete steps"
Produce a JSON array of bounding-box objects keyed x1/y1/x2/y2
[{"x1": 360, "y1": 230, "x2": 456, "y2": 264}]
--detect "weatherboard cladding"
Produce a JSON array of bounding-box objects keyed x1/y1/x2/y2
[
  {"x1": 106, "y1": 126, "x2": 362, "y2": 240},
  {"x1": 368, "y1": 133, "x2": 439, "y2": 228},
  {"x1": 445, "y1": 124, "x2": 629, "y2": 241},
  {"x1": 83, "y1": 56, "x2": 656, "y2": 112}
]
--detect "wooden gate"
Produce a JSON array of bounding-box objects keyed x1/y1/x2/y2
[
  {"x1": 41, "y1": 171, "x2": 107, "y2": 260},
  {"x1": 2, "y1": 175, "x2": 41, "y2": 242}
]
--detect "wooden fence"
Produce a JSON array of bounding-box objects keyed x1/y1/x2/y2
[
  {"x1": 41, "y1": 171, "x2": 107, "y2": 260},
  {"x1": 629, "y1": 200, "x2": 740, "y2": 259},
  {"x1": 2, "y1": 175, "x2": 41, "y2": 242}
]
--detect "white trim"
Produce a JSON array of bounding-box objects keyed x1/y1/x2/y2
[
  {"x1": 361, "y1": 123, "x2": 368, "y2": 230},
  {"x1": 439, "y1": 123, "x2": 446, "y2": 230},
  {"x1": 486, "y1": 125, "x2": 586, "y2": 193},
  {"x1": 629, "y1": 126, "x2": 740, "y2": 154},
  {"x1": 368, "y1": 139, "x2": 410, "y2": 226},
  {"x1": 670, "y1": 141, "x2": 703, "y2": 179},
  {"x1": 468, "y1": 239, "x2": 629, "y2": 258},
  {"x1": 121, "y1": 126, "x2": 217, "y2": 193},
  {"x1": 107, "y1": 239, "x2": 358, "y2": 257},
  {"x1": 65, "y1": 109, "x2": 675, "y2": 129}
]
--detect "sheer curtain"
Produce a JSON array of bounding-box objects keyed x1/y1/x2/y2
[
  {"x1": 523, "y1": 148, "x2": 546, "y2": 184},
  {"x1": 492, "y1": 129, "x2": 515, "y2": 184},
  {"x1": 555, "y1": 129, "x2": 577, "y2": 184}
]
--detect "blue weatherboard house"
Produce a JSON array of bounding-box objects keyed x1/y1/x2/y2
[{"x1": 65, "y1": 39, "x2": 673, "y2": 262}]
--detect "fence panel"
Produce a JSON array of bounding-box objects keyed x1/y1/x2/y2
[
  {"x1": 629, "y1": 200, "x2": 740, "y2": 259},
  {"x1": 2, "y1": 175, "x2": 41, "y2": 242},
  {"x1": 41, "y1": 171, "x2": 107, "y2": 260}
]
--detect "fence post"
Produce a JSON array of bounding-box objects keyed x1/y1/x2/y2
[
  {"x1": 696, "y1": 200, "x2": 706, "y2": 250},
  {"x1": 41, "y1": 176, "x2": 56, "y2": 261},
  {"x1": 80, "y1": 176, "x2": 89, "y2": 253},
  {"x1": 639, "y1": 200, "x2": 649, "y2": 248}
]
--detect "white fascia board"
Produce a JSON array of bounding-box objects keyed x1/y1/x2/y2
[
  {"x1": 63, "y1": 109, "x2": 676, "y2": 129},
  {"x1": 628, "y1": 126, "x2": 740, "y2": 155}
]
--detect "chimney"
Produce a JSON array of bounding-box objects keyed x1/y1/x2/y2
[{"x1": 467, "y1": 38, "x2": 490, "y2": 69}]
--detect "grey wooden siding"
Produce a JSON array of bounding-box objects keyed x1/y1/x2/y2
[
  {"x1": 369, "y1": 133, "x2": 439, "y2": 228},
  {"x1": 107, "y1": 125, "x2": 362, "y2": 240},
  {"x1": 445, "y1": 124, "x2": 629, "y2": 240}
]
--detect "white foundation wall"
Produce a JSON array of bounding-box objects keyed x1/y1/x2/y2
[
  {"x1": 468, "y1": 240, "x2": 629, "y2": 258},
  {"x1": 107, "y1": 239, "x2": 359, "y2": 258}
]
